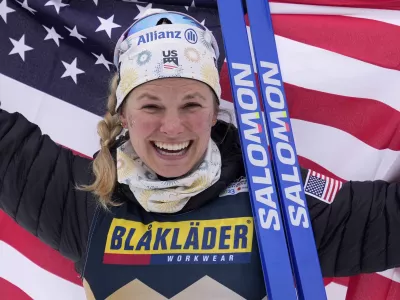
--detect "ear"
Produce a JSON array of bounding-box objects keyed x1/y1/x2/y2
[
  {"x1": 119, "y1": 110, "x2": 128, "y2": 128},
  {"x1": 212, "y1": 113, "x2": 218, "y2": 126}
]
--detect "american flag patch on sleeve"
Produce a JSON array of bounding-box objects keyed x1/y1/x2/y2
[{"x1": 304, "y1": 170, "x2": 343, "y2": 204}]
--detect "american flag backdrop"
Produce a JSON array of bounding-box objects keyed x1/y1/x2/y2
[{"x1": 1, "y1": 0, "x2": 400, "y2": 299}]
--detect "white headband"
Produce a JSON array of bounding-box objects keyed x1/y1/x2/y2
[{"x1": 114, "y1": 22, "x2": 221, "y2": 110}]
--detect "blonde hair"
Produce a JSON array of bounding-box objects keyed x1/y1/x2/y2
[
  {"x1": 78, "y1": 73, "x2": 231, "y2": 208},
  {"x1": 77, "y1": 73, "x2": 123, "y2": 208}
]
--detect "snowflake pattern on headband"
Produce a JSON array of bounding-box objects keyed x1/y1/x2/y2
[
  {"x1": 201, "y1": 63, "x2": 219, "y2": 91},
  {"x1": 118, "y1": 68, "x2": 139, "y2": 97},
  {"x1": 137, "y1": 50, "x2": 152, "y2": 66},
  {"x1": 199, "y1": 30, "x2": 213, "y2": 52},
  {"x1": 184, "y1": 47, "x2": 201, "y2": 63}
]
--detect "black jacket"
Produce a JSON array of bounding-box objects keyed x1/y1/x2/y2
[{"x1": 1, "y1": 108, "x2": 400, "y2": 278}]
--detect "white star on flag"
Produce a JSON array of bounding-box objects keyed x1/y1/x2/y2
[
  {"x1": 185, "y1": 0, "x2": 195, "y2": 10},
  {"x1": 96, "y1": 15, "x2": 121, "y2": 38},
  {"x1": 200, "y1": 19, "x2": 205, "y2": 25},
  {"x1": 44, "y1": 0, "x2": 69, "y2": 14},
  {"x1": 134, "y1": 3, "x2": 152, "y2": 20},
  {"x1": 92, "y1": 53, "x2": 113, "y2": 71},
  {"x1": 64, "y1": 25, "x2": 86, "y2": 43},
  {"x1": 61, "y1": 58, "x2": 85, "y2": 84},
  {"x1": 92, "y1": 0, "x2": 97, "y2": 5},
  {"x1": 0, "y1": 0, "x2": 15, "y2": 23},
  {"x1": 9, "y1": 34, "x2": 33, "y2": 61},
  {"x1": 16, "y1": 0, "x2": 36, "y2": 14},
  {"x1": 43, "y1": 25, "x2": 63, "y2": 46}
]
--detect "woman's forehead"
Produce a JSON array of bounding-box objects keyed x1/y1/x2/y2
[{"x1": 135, "y1": 78, "x2": 210, "y2": 93}]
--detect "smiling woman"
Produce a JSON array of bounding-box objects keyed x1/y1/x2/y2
[{"x1": 77, "y1": 8, "x2": 224, "y2": 209}]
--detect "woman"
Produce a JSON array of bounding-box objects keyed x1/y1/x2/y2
[{"x1": 1, "y1": 9, "x2": 400, "y2": 300}]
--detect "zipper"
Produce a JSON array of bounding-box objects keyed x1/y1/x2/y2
[{"x1": 79, "y1": 204, "x2": 100, "y2": 279}]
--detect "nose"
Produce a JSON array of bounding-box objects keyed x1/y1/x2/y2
[{"x1": 159, "y1": 110, "x2": 184, "y2": 136}]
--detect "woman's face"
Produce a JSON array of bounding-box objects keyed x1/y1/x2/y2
[{"x1": 120, "y1": 78, "x2": 217, "y2": 178}]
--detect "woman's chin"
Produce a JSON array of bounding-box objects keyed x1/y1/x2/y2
[{"x1": 153, "y1": 165, "x2": 192, "y2": 179}]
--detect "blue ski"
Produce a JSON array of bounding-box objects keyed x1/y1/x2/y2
[
  {"x1": 245, "y1": 0, "x2": 326, "y2": 299},
  {"x1": 217, "y1": 0, "x2": 298, "y2": 299}
]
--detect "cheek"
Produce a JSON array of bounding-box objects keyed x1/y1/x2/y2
[
  {"x1": 186, "y1": 110, "x2": 214, "y2": 133},
  {"x1": 127, "y1": 113, "x2": 159, "y2": 137}
]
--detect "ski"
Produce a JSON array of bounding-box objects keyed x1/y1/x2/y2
[{"x1": 216, "y1": 0, "x2": 327, "y2": 299}]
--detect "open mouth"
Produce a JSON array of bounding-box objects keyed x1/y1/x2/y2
[{"x1": 152, "y1": 140, "x2": 193, "y2": 157}]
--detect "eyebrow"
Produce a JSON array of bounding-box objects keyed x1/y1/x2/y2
[
  {"x1": 136, "y1": 92, "x2": 207, "y2": 101},
  {"x1": 136, "y1": 92, "x2": 160, "y2": 101},
  {"x1": 183, "y1": 92, "x2": 207, "y2": 101}
]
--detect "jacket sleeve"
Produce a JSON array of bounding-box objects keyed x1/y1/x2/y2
[
  {"x1": 301, "y1": 168, "x2": 400, "y2": 277},
  {"x1": 0, "y1": 108, "x2": 98, "y2": 264}
]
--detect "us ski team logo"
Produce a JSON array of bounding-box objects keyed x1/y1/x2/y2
[{"x1": 162, "y1": 50, "x2": 179, "y2": 69}]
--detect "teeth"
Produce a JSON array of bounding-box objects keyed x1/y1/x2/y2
[{"x1": 154, "y1": 141, "x2": 190, "y2": 151}]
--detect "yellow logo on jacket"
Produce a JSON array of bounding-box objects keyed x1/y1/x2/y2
[{"x1": 103, "y1": 217, "x2": 254, "y2": 265}]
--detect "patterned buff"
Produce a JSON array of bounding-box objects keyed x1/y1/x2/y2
[
  {"x1": 114, "y1": 21, "x2": 221, "y2": 110},
  {"x1": 116, "y1": 139, "x2": 222, "y2": 213}
]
